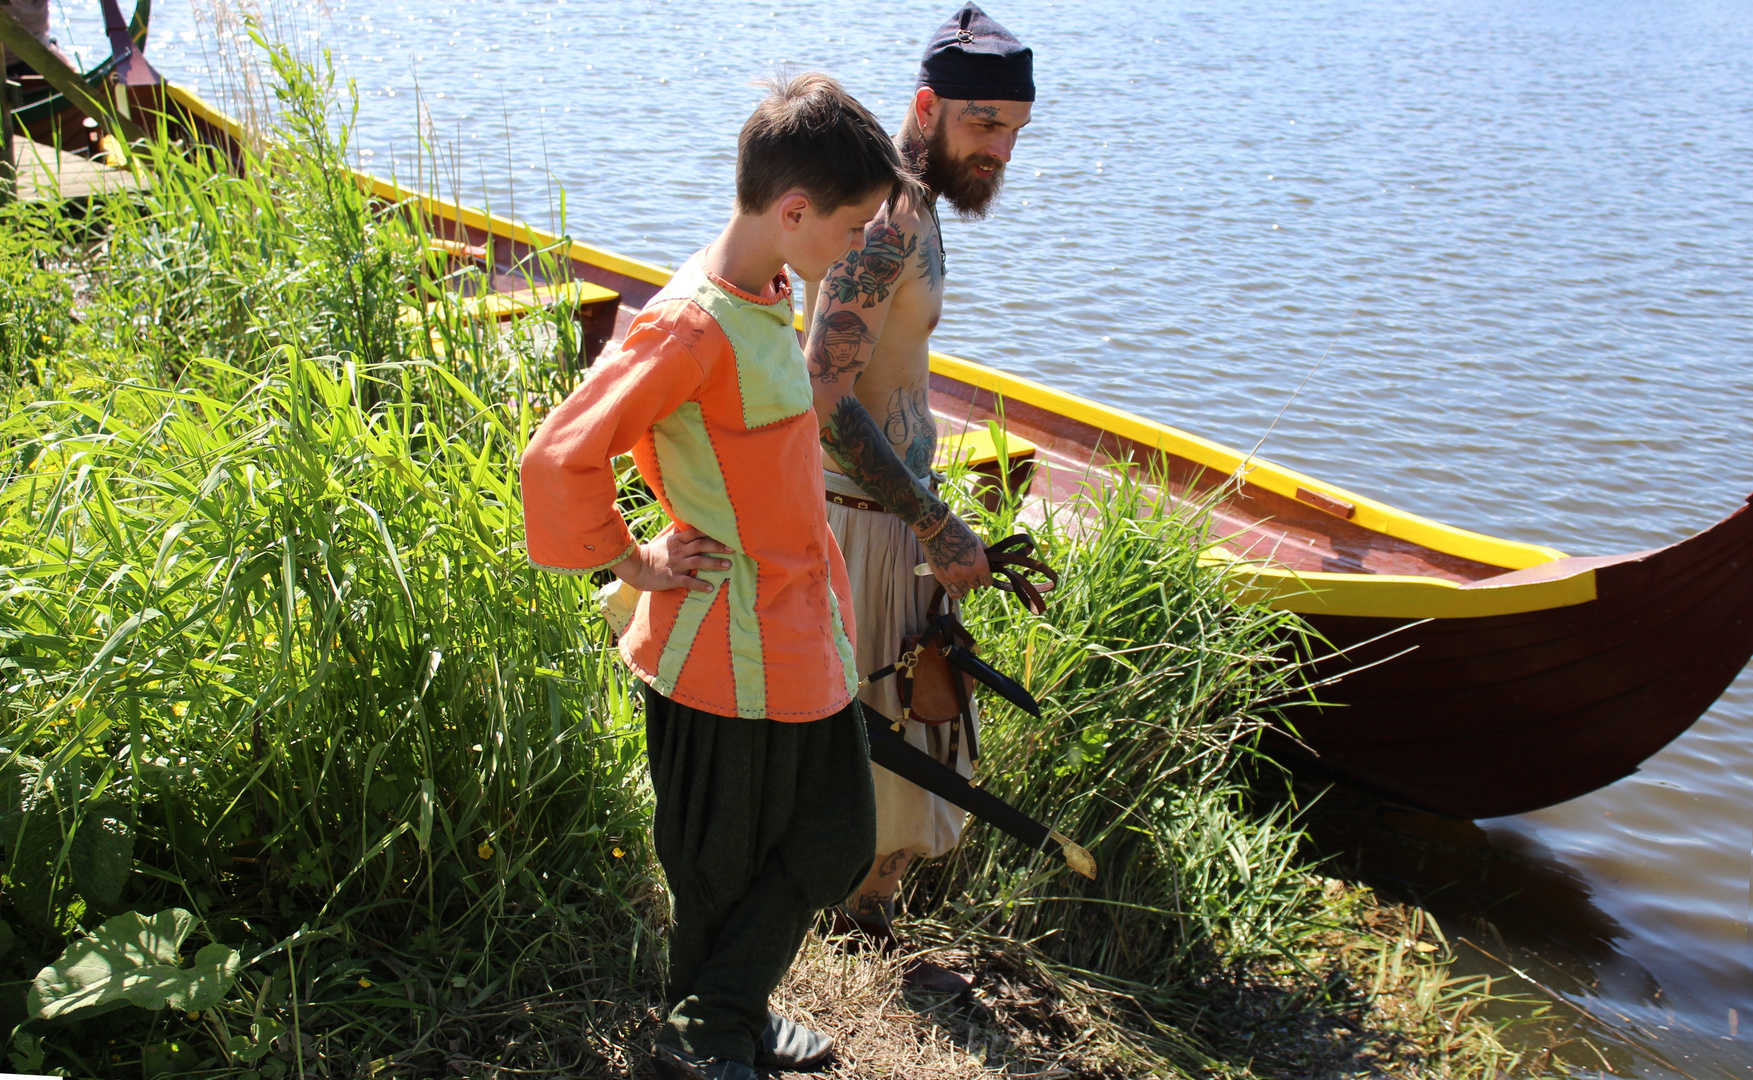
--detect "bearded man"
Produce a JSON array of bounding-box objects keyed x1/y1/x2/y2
[{"x1": 802, "y1": 1, "x2": 1033, "y2": 993}]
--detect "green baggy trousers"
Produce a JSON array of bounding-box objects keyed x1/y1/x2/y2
[{"x1": 644, "y1": 684, "x2": 877, "y2": 1065}]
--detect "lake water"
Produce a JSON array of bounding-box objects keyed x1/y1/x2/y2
[{"x1": 75, "y1": 0, "x2": 1753, "y2": 1073}]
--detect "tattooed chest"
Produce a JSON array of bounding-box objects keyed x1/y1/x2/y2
[{"x1": 918, "y1": 223, "x2": 945, "y2": 293}]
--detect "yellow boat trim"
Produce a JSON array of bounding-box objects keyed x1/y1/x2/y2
[
  {"x1": 397, "y1": 280, "x2": 619, "y2": 326},
  {"x1": 925, "y1": 351, "x2": 1569, "y2": 573},
  {"x1": 1202, "y1": 552, "x2": 1597, "y2": 619},
  {"x1": 466, "y1": 280, "x2": 620, "y2": 319},
  {"x1": 163, "y1": 82, "x2": 1576, "y2": 621},
  {"x1": 938, "y1": 426, "x2": 1036, "y2": 469}
]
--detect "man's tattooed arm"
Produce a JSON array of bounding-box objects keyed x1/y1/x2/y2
[
  {"x1": 807, "y1": 210, "x2": 912, "y2": 394},
  {"x1": 823, "y1": 222, "x2": 916, "y2": 308},
  {"x1": 822, "y1": 397, "x2": 987, "y2": 597},
  {"x1": 824, "y1": 396, "x2": 937, "y2": 525},
  {"x1": 806, "y1": 309, "x2": 877, "y2": 384}
]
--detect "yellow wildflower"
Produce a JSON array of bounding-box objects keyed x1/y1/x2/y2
[
  {"x1": 612, "y1": 847, "x2": 624, "y2": 859},
  {"x1": 358, "y1": 977, "x2": 373, "y2": 989},
  {"x1": 172, "y1": 702, "x2": 188, "y2": 717},
  {"x1": 477, "y1": 842, "x2": 494, "y2": 859}
]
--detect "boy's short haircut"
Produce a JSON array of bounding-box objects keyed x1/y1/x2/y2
[{"x1": 737, "y1": 72, "x2": 919, "y2": 215}]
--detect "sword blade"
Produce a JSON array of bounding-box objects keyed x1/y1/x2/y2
[{"x1": 864, "y1": 712, "x2": 1096, "y2": 880}]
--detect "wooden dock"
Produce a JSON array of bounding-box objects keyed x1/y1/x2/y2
[{"x1": 6, "y1": 135, "x2": 144, "y2": 202}]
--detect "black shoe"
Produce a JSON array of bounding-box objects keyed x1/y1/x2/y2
[
  {"x1": 650, "y1": 1044, "x2": 758, "y2": 1080},
  {"x1": 754, "y1": 1011, "x2": 835, "y2": 1069}
]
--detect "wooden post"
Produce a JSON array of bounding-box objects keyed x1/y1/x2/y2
[
  {"x1": 1, "y1": 76, "x2": 15, "y2": 205},
  {"x1": 0, "y1": 3, "x2": 146, "y2": 145}
]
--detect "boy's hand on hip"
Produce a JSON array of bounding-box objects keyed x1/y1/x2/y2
[
  {"x1": 922, "y1": 512, "x2": 992, "y2": 600},
  {"x1": 612, "y1": 528, "x2": 733, "y2": 593}
]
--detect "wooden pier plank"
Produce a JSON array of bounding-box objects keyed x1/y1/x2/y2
[{"x1": 8, "y1": 135, "x2": 143, "y2": 202}]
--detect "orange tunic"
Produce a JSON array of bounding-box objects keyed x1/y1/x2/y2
[{"x1": 520, "y1": 254, "x2": 858, "y2": 721}]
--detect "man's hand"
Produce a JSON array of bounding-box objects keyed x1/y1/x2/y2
[
  {"x1": 611, "y1": 527, "x2": 733, "y2": 593},
  {"x1": 919, "y1": 510, "x2": 992, "y2": 600}
]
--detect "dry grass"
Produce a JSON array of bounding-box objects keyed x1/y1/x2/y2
[
  {"x1": 775, "y1": 941, "x2": 1000, "y2": 1080},
  {"x1": 752, "y1": 882, "x2": 1535, "y2": 1080}
]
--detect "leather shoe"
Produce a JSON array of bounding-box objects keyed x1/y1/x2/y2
[
  {"x1": 754, "y1": 1011, "x2": 835, "y2": 1069},
  {"x1": 902, "y1": 956, "x2": 975, "y2": 995},
  {"x1": 650, "y1": 1044, "x2": 758, "y2": 1080}
]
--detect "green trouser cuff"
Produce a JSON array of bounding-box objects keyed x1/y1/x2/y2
[{"x1": 644, "y1": 685, "x2": 876, "y2": 1064}]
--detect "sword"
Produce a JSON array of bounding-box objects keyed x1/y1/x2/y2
[{"x1": 863, "y1": 710, "x2": 1096, "y2": 880}]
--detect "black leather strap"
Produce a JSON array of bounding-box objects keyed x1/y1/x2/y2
[{"x1": 985, "y1": 533, "x2": 1060, "y2": 615}]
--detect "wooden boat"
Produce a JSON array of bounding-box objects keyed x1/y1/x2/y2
[
  {"x1": 114, "y1": 80, "x2": 1753, "y2": 821},
  {"x1": 6, "y1": 0, "x2": 151, "y2": 156}
]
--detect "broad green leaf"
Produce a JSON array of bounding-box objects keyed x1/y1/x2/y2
[
  {"x1": 227, "y1": 1016, "x2": 286, "y2": 1062},
  {"x1": 70, "y1": 798, "x2": 135, "y2": 912},
  {"x1": 27, "y1": 908, "x2": 243, "y2": 1019}
]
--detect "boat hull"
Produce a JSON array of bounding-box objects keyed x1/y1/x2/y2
[
  {"x1": 921, "y1": 362, "x2": 1753, "y2": 818},
  {"x1": 1286, "y1": 496, "x2": 1753, "y2": 818}
]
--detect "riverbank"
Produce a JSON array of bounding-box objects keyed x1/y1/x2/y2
[{"x1": 2, "y1": 54, "x2": 1557, "y2": 1079}]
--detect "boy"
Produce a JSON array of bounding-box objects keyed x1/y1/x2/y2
[{"x1": 520, "y1": 74, "x2": 917, "y2": 1080}]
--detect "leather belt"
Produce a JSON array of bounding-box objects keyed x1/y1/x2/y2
[
  {"x1": 827, "y1": 490, "x2": 890, "y2": 514},
  {"x1": 826, "y1": 472, "x2": 939, "y2": 516}
]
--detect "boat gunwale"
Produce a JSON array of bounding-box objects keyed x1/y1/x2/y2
[{"x1": 160, "y1": 81, "x2": 1727, "y2": 629}]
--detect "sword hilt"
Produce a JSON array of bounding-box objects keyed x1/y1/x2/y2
[{"x1": 1049, "y1": 831, "x2": 1098, "y2": 880}]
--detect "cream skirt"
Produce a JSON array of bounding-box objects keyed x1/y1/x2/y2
[{"x1": 825, "y1": 469, "x2": 975, "y2": 860}]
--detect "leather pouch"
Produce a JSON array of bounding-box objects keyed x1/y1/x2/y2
[{"x1": 900, "y1": 621, "x2": 975, "y2": 723}]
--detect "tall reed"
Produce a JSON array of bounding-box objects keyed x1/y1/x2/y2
[{"x1": 1, "y1": 47, "x2": 659, "y2": 1075}]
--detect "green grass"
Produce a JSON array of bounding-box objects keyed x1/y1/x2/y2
[
  {"x1": 1, "y1": 46, "x2": 665, "y2": 1078},
  {"x1": 907, "y1": 463, "x2": 1541, "y2": 1077},
  {"x1": 0, "y1": 44, "x2": 1548, "y2": 1079}
]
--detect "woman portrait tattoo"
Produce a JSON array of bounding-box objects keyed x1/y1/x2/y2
[{"x1": 807, "y1": 310, "x2": 876, "y2": 383}]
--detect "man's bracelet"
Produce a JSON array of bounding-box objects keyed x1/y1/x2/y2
[{"x1": 915, "y1": 513, "x2": 951, "y2": 543}]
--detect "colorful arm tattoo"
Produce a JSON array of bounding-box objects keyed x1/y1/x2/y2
[{"x1": 823, "y1": 222, "x2": 918, "y2": 308}]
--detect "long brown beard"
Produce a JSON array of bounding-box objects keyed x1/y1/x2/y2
[{"x1": 910, "y1": 121, "x2": 1006, "y2": 220}]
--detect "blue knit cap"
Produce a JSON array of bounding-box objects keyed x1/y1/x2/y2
[{"x1": 917, "y1": 3, "x2": 1035, "y2": 103}]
